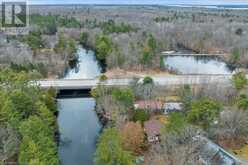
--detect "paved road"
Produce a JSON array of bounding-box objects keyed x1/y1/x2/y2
[{"x1": 37, "y1": 75, "x2": 234, "y2": 90}]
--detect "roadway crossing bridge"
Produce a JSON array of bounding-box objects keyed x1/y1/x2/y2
[{"x1": 36, "y1": 75, "x2": 235, "y2": 90}]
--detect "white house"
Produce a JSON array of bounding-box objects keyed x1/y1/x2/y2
[{"x1": 164, "y1": 102, "x2": 183, "y2": 114}]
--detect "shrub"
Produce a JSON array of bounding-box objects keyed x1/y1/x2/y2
[
  {"x1": 143, "y1": 76, "x2": 153, "y2": 85},
  {"x1": 187, "y1": 97, "x2": 222, "y2": 128},
  {"x1": 232, "y1": 72, "x2": 247, "y2": 90},
  {"x1": 237, "y1": 94, "x2": 248, "y2": 110},
  {"x1": 94, "y1": 128, "x2": 134, "y2": 165},
  {"x1": 132, "y1": 110, "x2": 150, "y2": 124},
  {"x1": 166, "y1": 113, "x2": 187, "y2": 133},
  {"x1": 112, "y1": 88, "x2": 134, "y2": 108},
  {"x1": 99, "y1": 74, "x2": 108, "y2": 81},
  {"x1": 90, "y1": 88, "x2": 98, "y2": 98},
  {"x1": 121, "y1": 122, "x2": 145, "y2": 154}
]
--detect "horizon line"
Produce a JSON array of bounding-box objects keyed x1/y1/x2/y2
[{"x1": 27, "y1": 3, "x2": 248, "y2": 6}]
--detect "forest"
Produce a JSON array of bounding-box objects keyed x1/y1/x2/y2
[
  {"x1": 1, "y1": 4, "x2": 248, "y2": 165},
  {"x1": 2, "y1": 6, "x2": 248, "y2": 76},
  {"x1": 0, "y1": 69, "x2": 59, "y2": 164}
]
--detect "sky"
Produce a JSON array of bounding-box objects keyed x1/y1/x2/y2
[{"x1": 2, "y1": 0, "x2": 248, "y2": 5}]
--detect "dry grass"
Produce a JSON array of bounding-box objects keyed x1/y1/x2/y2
[
  {"x1": 233, "y1": 144, "x2": 248, "y2": 162},
  {"x1": 151, "y1": 115, "x2": 168, "y2": 125},
  {"x1": 165, "y1": 96, "x2": 181, "y2": 102},
  {"x1": 105, "y1": 68, "x2": 171, "y2": 79}
]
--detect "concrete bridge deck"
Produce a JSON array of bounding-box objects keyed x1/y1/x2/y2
[{"x1": 37, "y1": 75, "x2": 234, "y2": 90}]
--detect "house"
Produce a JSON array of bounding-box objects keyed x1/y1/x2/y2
[
  {"x1": 144, "y1": 119, "x2": 163, "y2": 143},
  {"x1": 134, "y1": 100, "x2": 164, "y2": 112},
  {"x1": 164, "y1": 102, "x2": 183, "y2": 114}
]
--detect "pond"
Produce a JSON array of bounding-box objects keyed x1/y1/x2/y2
[
  {"x1": 58, "y1": 46, "x2": 102, "y2": 165},
  {"x1": 163, "y1": 55, "x2": 235, "y2": 75}
]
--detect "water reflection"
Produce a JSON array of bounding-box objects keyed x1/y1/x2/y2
[
  {"x1": 58, "y1": 98, "x2": 101, "y2": 165},
  {"x1": 163, "y1": 55, "x2": 235, "y2": 75},
  {"x1": 65, "y1": 47, "x2": 101, "y2": 79}
]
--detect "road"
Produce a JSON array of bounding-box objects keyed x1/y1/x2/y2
[{"x1": 36, "y1": 75, "x2": 234, "y2": 90}]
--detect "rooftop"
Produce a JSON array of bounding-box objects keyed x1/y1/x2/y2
[
  {"x1": 144, "y1": 119, "x2": 163, "y2": 137},
  {"x1": 134, "y1": 100, "x2": 164, "y2": 110}
]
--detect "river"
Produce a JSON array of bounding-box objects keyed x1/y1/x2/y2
[
  {"x1": 64, "y1": 47, "x2": 102, "y2": 79},
  {"x1": 57, "y1": 46, "x2": 102, "y2": 165}
]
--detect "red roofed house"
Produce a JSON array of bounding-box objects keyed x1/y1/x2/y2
[
  {"x1": 144, "y1": 120, "x2": 163, "y2": 143},
  {"x1": 134, "y1": 100, "x2": 164, "y2": 113}
]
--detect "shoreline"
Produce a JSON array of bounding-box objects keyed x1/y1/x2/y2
[{"x1": 104, "y1": 68, "x2": 172, "y2": 79}]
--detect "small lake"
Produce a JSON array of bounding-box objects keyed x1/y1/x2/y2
[
  {"x1": 58, "y1": 46, "x2": 102, "y2": 165},
  {"x1": 163, "y1": 55, "x2": 235, "y2": 75}
]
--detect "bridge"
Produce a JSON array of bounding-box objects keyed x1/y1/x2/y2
[{"x1": 37, "y1": 75, "x2": 234, "y2": 90}]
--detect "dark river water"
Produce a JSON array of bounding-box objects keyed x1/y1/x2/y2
[
  {"x1": 163, "y1": 56, "x2": 235, "y2": 75},
  {"x1": 58, "y1": 46, "x2": 102, "y2": 165}
]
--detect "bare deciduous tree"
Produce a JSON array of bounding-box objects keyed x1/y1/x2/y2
[
  {"x1": 146, "y1": 126, "x2": 205, "y2": 165},
  {"x1": 211, "y1": 109, "x2": 248, "y2": 148},
  {"x1": 0, "y1": 125, "x2": 19, "y2": 163}
]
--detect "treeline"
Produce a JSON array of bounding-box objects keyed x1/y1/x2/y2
[
  {"x1": 54, "y1": 34, "x2": 77, "y2": 67},
  {"x1": 0, "y1": 69, "x2": 59, "y2": 164},
  {"x1": 30, "y1": 14, "x2": 79, "y2": 34},
  {"x1": 154, "y1": 14, "x2": 190, "y2": 23},
  {"x1": 78, "y1": 31, "x2": 161, "y2": 70},
  {"x1": 10, "y1": 63, "x2": 48, "y2": 77},
  {"x1": 30, "y1": 14, "x2": 137, "y2": 35},
  {"x1": 99, "y1": 20, "x2": 138, "y2": 34}
]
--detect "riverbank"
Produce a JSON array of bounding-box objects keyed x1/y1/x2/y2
[{"x1": 105, "y1": 68, "x2": 172, "y2": 79}]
